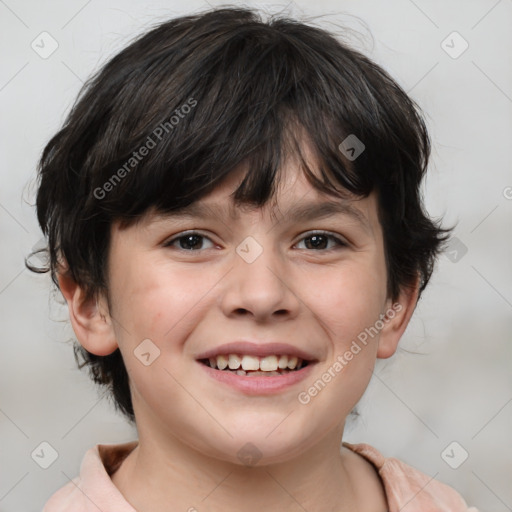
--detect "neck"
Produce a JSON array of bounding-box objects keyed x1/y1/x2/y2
[{"x1": 111, "y1": 423, "x2": 382, "y2": 512}]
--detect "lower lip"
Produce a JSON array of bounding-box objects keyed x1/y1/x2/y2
[{"x1": 197, "y1": 361, "x2": 316, "y2": 395}]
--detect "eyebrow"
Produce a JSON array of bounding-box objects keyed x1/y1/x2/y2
[
  {"x1": 276, "y1": 201, "x2": 370, "y2": 231},
  {"x1": 155, "y1": 200, "x2": 370, "y2": 231}
]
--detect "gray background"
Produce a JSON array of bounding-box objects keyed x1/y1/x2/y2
[{"x1": 1, "y1": 0, "x2": 511, "y2": 510}]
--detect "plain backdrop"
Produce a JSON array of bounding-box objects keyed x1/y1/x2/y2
[{"x1": 1, "y1": 0, "x2": 511, "y2": 511}]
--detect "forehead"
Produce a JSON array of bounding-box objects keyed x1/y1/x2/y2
[{"x1": 143, "y1": 163, "x2": 377, "y2": 236}]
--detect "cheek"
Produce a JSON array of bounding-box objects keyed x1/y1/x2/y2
[
  {"x1": 312, "y1": 257, "x2": 387, "y2": 342},
  {"x1": 110, "y1": 262, "x2": 222, "y2": 430},
  {"x1": 317, "y1": 255, "x2": 387, "y2": 406},
  {"x1": 109, "y1": 254, "x2": 216, "y2": 353}
]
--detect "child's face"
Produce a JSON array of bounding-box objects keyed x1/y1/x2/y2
[{"x1": 89, "y1": 149, "x2": 414, "y2": 464}]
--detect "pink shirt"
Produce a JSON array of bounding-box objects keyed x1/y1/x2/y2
[{"x1": 43, "y1": 441, "x2": 478, "y2": 511}]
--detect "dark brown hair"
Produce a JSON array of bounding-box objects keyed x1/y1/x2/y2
[{"x1": 26, "y1": 6, "x2": 451, "y2": 423}]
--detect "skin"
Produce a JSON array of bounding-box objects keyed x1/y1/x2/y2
[{"x1": 58, "y1": 144, "x2": 419, "y2": 512}]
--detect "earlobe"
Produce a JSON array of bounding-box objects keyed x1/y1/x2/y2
[
  {"x1": 376, "y1": 276, "x2": 420, "y2": 359},
  {"x1": 57, "y1": 270, "x2": 118, "y2": 356}
]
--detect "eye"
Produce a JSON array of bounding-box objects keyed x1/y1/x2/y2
[
  {"x1": 295, "y1": 231, "x2": 347, "y2": 251},
  {"x1": 163, "y1": 230, "x2": 347, "y2": 252},
  {"x1": 163, "y1": 231, "x2": 215, "y2": 251}
]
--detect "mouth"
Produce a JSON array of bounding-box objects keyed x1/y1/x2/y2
[
  {"x1": 197, "y1": 354, "x2": 312, "y2": 377},
  {"x1": 195, "y1": 341, "x2": 318, "y2": 394}
]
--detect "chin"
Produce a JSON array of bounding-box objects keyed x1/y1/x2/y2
[{"x1": 197, "y1": 418, "x2": 316, "y2": 467}]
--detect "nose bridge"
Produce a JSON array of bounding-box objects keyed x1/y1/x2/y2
[{"x1": 221, "y1": 232, "x2": 299, "y2": 320}]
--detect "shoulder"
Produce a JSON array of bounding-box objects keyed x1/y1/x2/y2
[
  {"x1": 42, "y1": 442, "x2": 138, "y2": 512},
  {"x1": 341, "y1": 442, "x2": 388, "y2": 511},
  {"x1": 42, "y1": 477, "x2": 80, "y2": 512},
  {"x1": 343, "y1": 442, "x2": 480, "y2": 512}
]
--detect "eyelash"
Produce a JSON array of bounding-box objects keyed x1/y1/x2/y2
[{"x1": 163, "y1": 230, "x2": 348, "y2": 252}]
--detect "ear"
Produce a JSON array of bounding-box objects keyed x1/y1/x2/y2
[
  {"x1": 377, "y1": 275, "x2": 420, "y2": 359},
  {"x1": 57, "y1": 269, "x2": 118, "y2": 356}
]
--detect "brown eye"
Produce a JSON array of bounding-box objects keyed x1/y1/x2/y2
[
  {"x1": 164, "y1": 231, "x2": 214, "y2": 251},
  {"x1": 296, "y1": 232, "x2": 347, "y2": 251}
]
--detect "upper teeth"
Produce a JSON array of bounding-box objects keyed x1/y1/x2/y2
[{"x1": 208, "y1": 354, "x2": 302, "y2": 371}]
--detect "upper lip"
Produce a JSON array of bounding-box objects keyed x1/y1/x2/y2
[{"x1": 195, "y1": 341, "x2": 318, "y2": 361}]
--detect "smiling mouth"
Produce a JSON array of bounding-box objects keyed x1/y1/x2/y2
[{"x1": 198, "y1": 354, "x2": 312, "y2": 376}]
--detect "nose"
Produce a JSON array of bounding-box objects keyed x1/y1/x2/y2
[{"x1": 220, "y1": 239, "x2": 301, "y2": 322}]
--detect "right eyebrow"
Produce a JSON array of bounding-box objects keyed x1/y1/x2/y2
[{"x1": 154, "y1": 202, "x2": 239, "y2": 221}]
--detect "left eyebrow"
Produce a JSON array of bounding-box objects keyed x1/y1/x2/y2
[
  {"x1": 153, "y1": 200, "x2": 371, "y2": 232},
  {"x1": 277, "y1": 201, "x2": 371, "y2": 232}
]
